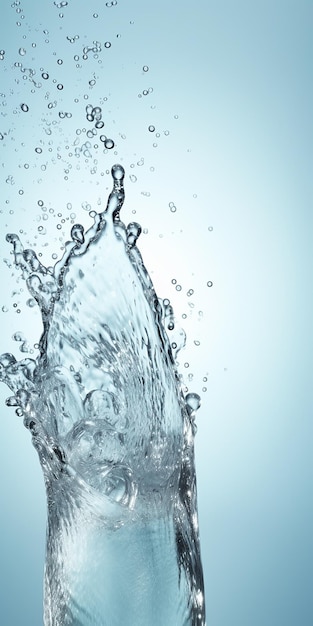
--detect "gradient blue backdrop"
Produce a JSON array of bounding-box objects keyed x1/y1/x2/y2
[{"x1": 0, "y1": 1, "x2": 312, "y2": 625}]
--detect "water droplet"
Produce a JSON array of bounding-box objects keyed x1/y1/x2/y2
[
  {"x1": 104, "y1": 138, "x2": 114, "y2": 149},
  {"x1": 20, "y1": 103, "x2": 29, "y2": 112},
  {"x1": 18, "y1": 47, "x2": 26, "y2": 56},
  {"x1": 207, "y1": 281, "x2": 213, "y2": 287},
  {"x1": 104, "y1": 42, "x2": 111, "y2": 48},
  {"x1": 175, "y1": 285, "x2": 182, "y2": 292},
  {"x1": 57, "y1": 83, "x2": 63, "y2": 90},
  {"x1": 126, "y1": 222, "x2": 141, "y2": 247},
  {"x1": 6, "y1": 396, "x2": 18, "y2": 407},
  {"x1": 208, "y1": 226, "x2": 213, "y2": 232},
  {"x1": 71, "y1": 223, "x2": 85, "y2": 244},
  {"x1": 185, "y1": 392, "x2": 201, "y2": 413},
  {"x1": 143, "y1": 65, "x2": 149, "y2": 72},
  {"x1": 148, "y1": 125, "x2": 155, "y2": 132},
  {"x1": 111, "y1": 164, "x2": 124, "y2": 181}
]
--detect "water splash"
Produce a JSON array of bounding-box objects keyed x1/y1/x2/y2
[{"x1": 1, "y1": 165, "x2": 205, "y2": 625}]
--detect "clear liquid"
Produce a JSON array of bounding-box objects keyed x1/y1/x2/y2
[
  {"x1": 1, "y1": 166, "x2": 205, "y2": 625},
  {"x1": 1, "y1": 1, "x2": 206, "y2": 622}
]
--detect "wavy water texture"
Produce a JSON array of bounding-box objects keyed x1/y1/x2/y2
[{"x1": 0, "y1": 165, "x2": 205, "y2": 626}]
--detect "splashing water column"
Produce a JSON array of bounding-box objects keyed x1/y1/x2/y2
[{"x1": 1, "y1": 166, "x2": 205, "y2": 626}]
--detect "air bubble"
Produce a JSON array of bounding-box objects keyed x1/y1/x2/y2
[
  {"x1": 42, "y1": 72, "x2": 49, "y2": 79},
  {"x1": 148, "y1": 125, "x2": 155, "y2": 132},
  {"x1": 208, "y1": 226, "x2": 213, "y2": 232},
  {"x1": 187, "y1": 289, "x2": 194, "y2": 296},
  {"x1": 18, "y1": 47, "x2": 26, "y2": 56},
  {"x1": 175, "y1": 285, "x2": 182, "y2": 292},
  {"x1": 143, "y1": 65, "x2": 149, "y2": 72},
  {"x1": 20, "y1": 103, "x2": 29, "y2": 112},
  {"x1": 207, "y1": 281, "x2": 213, "y2": 287},
  {"x1": 104, "y1": 42, "x2": 111, "y2": 48},
  {"x1": 57, "y1": 83, "x2": 63, "y2": 90}
]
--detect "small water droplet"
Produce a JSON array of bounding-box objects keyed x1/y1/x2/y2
[
  {"x1": 104, "y1": 138, "x2": 114, "y2": 149},
  {"x1": 185, "y1": 392, "x2": 201, "y2": 413},
  {"x1": 111, "y1": 164, "x2": 124, "y2": 181},
  {"x1": 71, "y1": 223, "x2": 85, "y2": 244}
]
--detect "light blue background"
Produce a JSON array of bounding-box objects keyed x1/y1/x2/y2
[{"x1": 0, "y1": 1, "x2": 312, "y2": 625}]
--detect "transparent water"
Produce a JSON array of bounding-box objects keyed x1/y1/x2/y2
[
  {"x1": 1, "y1": 165, "x2": 205, "y2": 625},
  {"x1": 0, "y1": 2, "x2": 205, "y2": 624}
]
